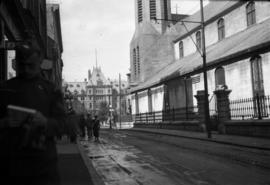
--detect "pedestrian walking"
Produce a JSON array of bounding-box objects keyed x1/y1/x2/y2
[
  {"x1": 79, "y1": 114, "x2": 86, "y2": 138},
  {"x1": 93, "y1": 115, "x2": 100, "y2": 142},
  {"x1": 86, "y1": 113, "x2": 93, "y2": 140},
  {"x1": 67, "y1": 107, "x2": 78, "y2": 143},
  {"x1": 0, "y1": 42, "x2": 65, "y2": 185}
]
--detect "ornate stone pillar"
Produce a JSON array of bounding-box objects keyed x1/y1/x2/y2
[
  {"x1": 214, "y1": 89, "x2": 231, "y2": 134},
  {"x1": 194, "y1": 90, "x2": 208, "y2": 132}
]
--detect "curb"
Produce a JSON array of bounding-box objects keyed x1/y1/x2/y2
[
  {"x1": 125, "y1": 129, "x2": 270, "y2": 151},
  {"x1": 77, "y1": 141, "x2": 105, "y2": 185}
]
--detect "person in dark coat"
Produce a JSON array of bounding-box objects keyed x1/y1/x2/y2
[
  {"x1": 67, "y1": 108, "x2": 78, "y2": 143},
  {"x1": 0, "y1": 42, "x2": 66, "y2": 185},
  {"x1": 92, "y1": 115, "x2": 100, "y2": 142},
  {"x1": 86, "y1": 113, "x2": 93, "y2": 140},
  {"x1": 79, "y1": 114, "x2": 86, "y2": 138}
]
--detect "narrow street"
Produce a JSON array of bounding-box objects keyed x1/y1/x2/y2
[{"x1": 79, "y1": 129, "x2": 270, "y2": 185}]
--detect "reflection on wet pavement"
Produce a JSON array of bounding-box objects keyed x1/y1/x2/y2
[{"x1": 80, "y1": 137, "x2": 182, "y2": 185}]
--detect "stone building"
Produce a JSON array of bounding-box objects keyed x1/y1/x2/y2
[
  {"x1": 86, "y1": 67, "x2": 112, "y2": 115},
  {"x1": 65, "y1": 67, "x2": 113, "y2": 115},
  {"x1": 129, "y1": 0, "x2": 270, "y2": 119}
]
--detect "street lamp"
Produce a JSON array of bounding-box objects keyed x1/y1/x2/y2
[
  {"x1": 154, "y1": 0, "x2": 211, "y2": 138},
  {"x1": 109, "y1": 104, "x2": 113, "y2": 129}
]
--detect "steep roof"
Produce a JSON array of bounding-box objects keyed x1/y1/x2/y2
[
  {"x1": 87, "y1": 67, "x2": 111, "y2": 86},
  {"x1": 131, "y1": 18, "x2": 270, "y2": 93}
]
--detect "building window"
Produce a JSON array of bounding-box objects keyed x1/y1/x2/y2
[
  {"x1": 133, "y1": 48, "x2": 137, "y2": 77},
  {"x1": 217, "y1": 18, "x2": 225, "y2": 41},
  {"x1": 150, "y1": 0, "x2": 156, "y2": 20},
  {"x1": 215, "y1": 67, "x2": 226, "y2": 89},
  {"x1": 246, "y1": 1, "x2": 256, "y2": 27},
  {"x1": 179, "y1": 41, "x2": 184, "y2": 58},
  {"x1": 250, "y1": 56, "x2": 264, "y2": 96},
  {"x1": 138, "y1": 0, "x2": 143, "y2": 23},
  {"x1": 163, "y1": 0, "x2": 168, "y2": 20},
  {"x1": 196, "y1": 31, "x2": 201, "y2": 51},
  {"x1": 136, "y1": 46, "x2": 140, "y2": 75}
]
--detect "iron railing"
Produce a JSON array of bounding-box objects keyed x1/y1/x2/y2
[
  {"x1": 230, "y1": 95, "x2": 270, "y2": 120},
  {"x1": 134, "y1": 106, "x2": 198, "y2": 124}
]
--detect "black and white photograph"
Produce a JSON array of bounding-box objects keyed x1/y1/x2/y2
[{"x1": 0, "y1": 0, "x2": 270, "y2": 184}]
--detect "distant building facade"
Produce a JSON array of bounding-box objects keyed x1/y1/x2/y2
[{"x1": 65, "y1": 67, "x2": 113, "y2": 115}]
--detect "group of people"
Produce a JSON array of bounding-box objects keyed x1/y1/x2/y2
[{"x1": 79, "y1": 114, "x2": 100, "y2": 142}]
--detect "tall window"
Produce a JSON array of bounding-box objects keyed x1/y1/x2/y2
[
  {"x1": 138, "y1": 0, "x2": 143, "y2": 23},
  {"x1": 217, "y1": 18, "x2": 225, "y2": 41},
  {"x1": 250, "y1": 56, "x2": 264, "y2": 96},
  {"x1": 215, "y1": 67, "x2": 226, "y2": 88},
  {"x1": 133, "y1": 48, "x2": 137, "y2": 77},
  {"x1": 163, "y1": 0, "x2": 168, "y2": 20},
  {"x1": 150, "y1": 0, "x2": 156, "y2": 20},
  {"x1": 196, "y1": 31, "x2": 201, "y2": 51},
  {"x1": 136, "y1": 46, "x2": 140, "y2": 75},
  {"x1": 246, "y1": 1, "x2": 256, "y2": 26},
  {"x1": 179, "y1": 41, "x2": 184, "y2": 58}
]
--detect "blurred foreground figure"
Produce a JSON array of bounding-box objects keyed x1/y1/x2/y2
[
  {"x1": 93, "y1": 115, "x2": 100, "y2": 142},
  {"x1": 0, "y1": 42, "x2": 66, "y2": 185}
]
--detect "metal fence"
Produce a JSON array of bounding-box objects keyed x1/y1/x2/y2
[
  {"x1": 134, "y1": 106, "x2": 198, "y2": 124},
  {"x1": 230, "y1": 95, "x2": 270, "y2": 120}
]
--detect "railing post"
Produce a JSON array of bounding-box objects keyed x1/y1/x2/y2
[
  {"x1": 153, "y1": 111, "x2": 155, "y2": 123},
  {"x1": 214, "y1": 89, "x2": 231, "y2": 134},
  {"x1": 256, "y1": 94, "x2": 262, "y2": 120},
  {"x1": 146, "y1": 112, "x2": 148, "y2": 124}
]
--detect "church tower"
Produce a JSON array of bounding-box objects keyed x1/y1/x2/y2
[
  {"x1": 130, "y1": 0, "x2": 174, "y2": 85},
  {"x1": 135, "y1": 0, "x2": 172, "y2": 34}
]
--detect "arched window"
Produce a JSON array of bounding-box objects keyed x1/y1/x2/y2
[
  {"x1": 250, "y1": 55, "x2": 264, "y2": 96},
  {"x1": 179, "y1": 41, "x2": 184, "y2": 58},
  {"x1": 133, "y1": 48, "x2": 137, "y2": 77},
  {"x1": 196, "y1": 31, "x2": 201, "y2": 51},
  {"x1": 215, "y1": 67, "x2": 226, "y2": 89},
  {"x1": 217, "y1": 18, "x2": 225, "y2": 41},
  {"x1": 138, "y1": 0, "x2": 143, "y2": 23},
  {"x1": 150, "y1": 0, "x2": 156, "y2": 20},
  {"x1": 136, "y1": 46, "x2": 140, "y2": 75},
  {"x1": 246, "y1": 1, "x2": 256, "y2": 26}
]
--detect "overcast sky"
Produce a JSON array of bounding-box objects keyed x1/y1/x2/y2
[{"x1": 60, "y1": 0, "x2": 204, "y2": 82}]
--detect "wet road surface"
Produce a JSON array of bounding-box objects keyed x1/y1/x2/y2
[{"x1": 80, "y1": 129, "x2": 270, "y2": 185}]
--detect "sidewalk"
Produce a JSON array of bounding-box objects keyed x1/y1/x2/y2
[
  {"x1": 56, "y1": 137, "x2": 96, "y2": 185},
  {"x1": 126, "y1": 127, "x2": 270, "y2": 150}
]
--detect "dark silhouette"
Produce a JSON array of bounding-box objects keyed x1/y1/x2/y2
[
  {"x1": 67, "y1": 108, "x2": 78, "y2": 143},
  {"x1": 93, "y1": 115, "x2": 100, "y2": 142},
  {"x1": 79, "y1": 114, "x2": 86, "y2": 138},
  {"x1": 86, "y1": 113, "x2": 93, "y2": 140},
  {"x1": 0, "y1": 42, "x2": 66, "y2": 185}
]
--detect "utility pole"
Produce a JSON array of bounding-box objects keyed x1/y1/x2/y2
[
  {"x1": 200, "y1": 0, "x2": 211, "y2": 138},
  {"x1": 119, "y1": 73, "x2": 122, "y2": 129}
]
